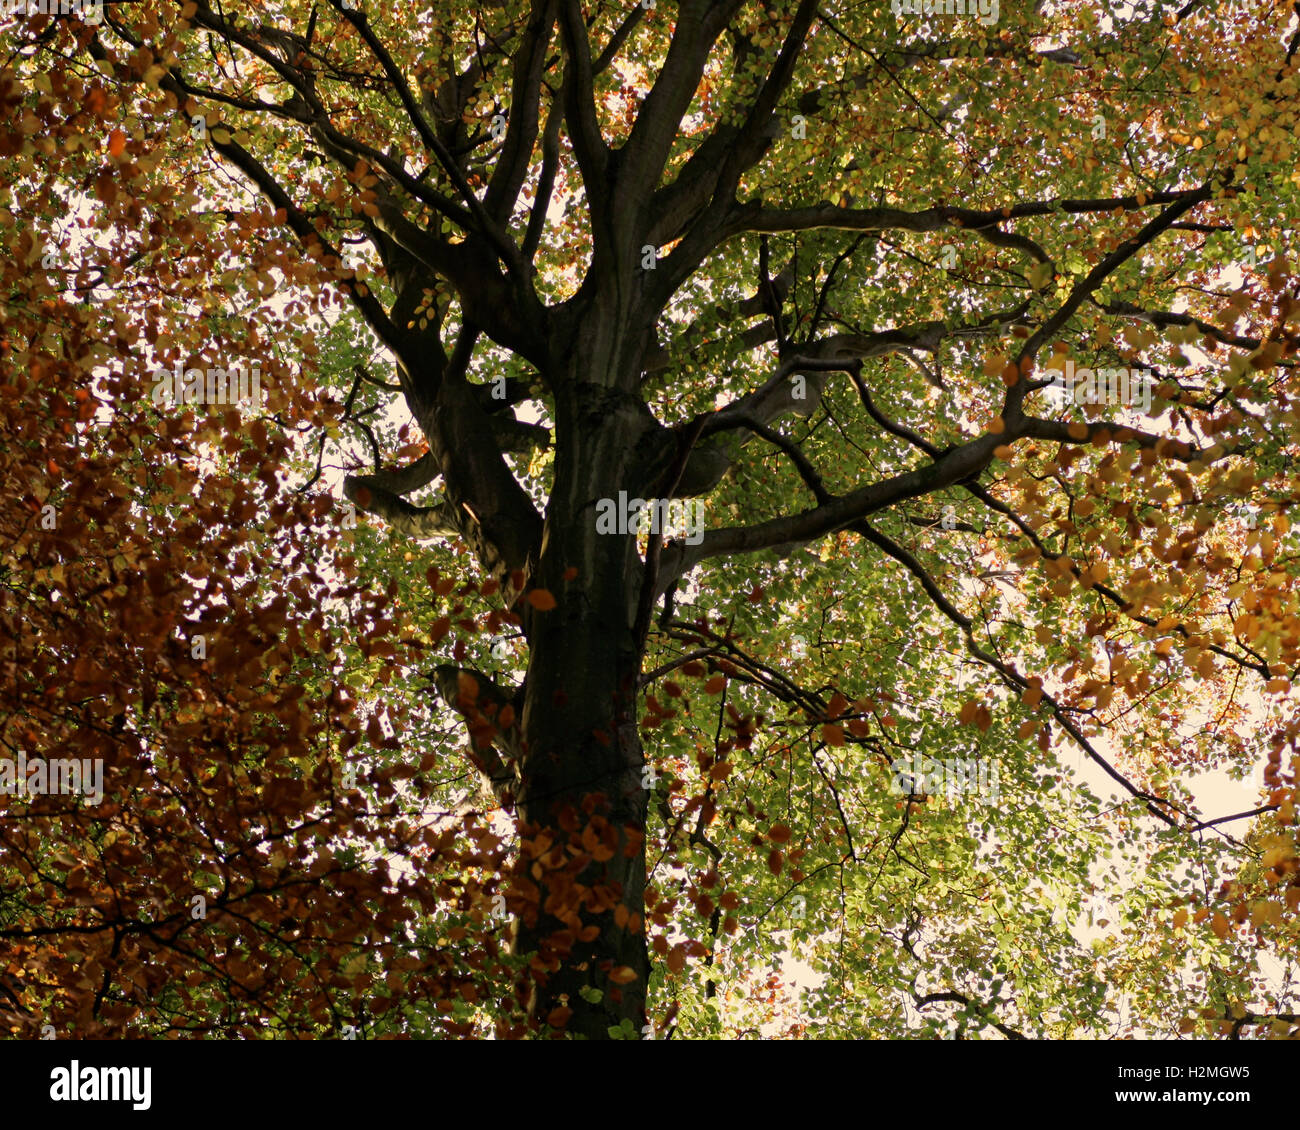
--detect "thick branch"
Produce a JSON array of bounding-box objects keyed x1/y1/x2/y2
[
  {"x1": 429, "y1": 664, "x2": 523, "y2": 809},
  {"x1": 343, "y1": 474, "x2": 458, "y2": 541}
]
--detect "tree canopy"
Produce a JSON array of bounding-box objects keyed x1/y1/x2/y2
[{"x1": 1, "y1": 0, "x2": 1299, "y2": 1040}]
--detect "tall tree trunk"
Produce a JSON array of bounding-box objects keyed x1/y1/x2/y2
[{"x1": 513, "y1": 363, "x2": 655, "y2": 1039}]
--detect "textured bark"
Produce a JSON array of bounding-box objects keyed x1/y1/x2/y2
[{"x1": 510, "y1": 329, "x2": 654, "y2": 1038}]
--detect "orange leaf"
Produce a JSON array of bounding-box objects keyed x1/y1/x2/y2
[
  {"x1": 108, "y1": 128, "x2": 126, "y2": 157},
  {"x1": 767, "y1": 849, "x2": 784, "y2": 875},
  {"x1": 526, "y1": 588, "x2": 557, "y2": 611},
  {"x1": 768, "y1": 823, "x2": 792, "y2": 843},
  {"x1": 608, "y1": 965, "x2": 638, "y2": 984},
  {"x1": 821, "y1": 722, "x2": 845, "y2": 747},
  {"x1": 704, "y1": 674, "x2": 726, "y2": 693}
]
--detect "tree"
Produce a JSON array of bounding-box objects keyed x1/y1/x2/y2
[{"x1": 2, "y1": 0, "x2": 1298, "y2": 1040}]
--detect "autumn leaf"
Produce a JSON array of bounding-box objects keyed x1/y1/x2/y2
[{"x1": 526, "y1": 588, "x2": 557, "y2": 611}]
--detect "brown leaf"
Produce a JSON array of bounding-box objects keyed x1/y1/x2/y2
[{"x1": 526, "y1": 588, "x2": 557, "y2": 611}]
